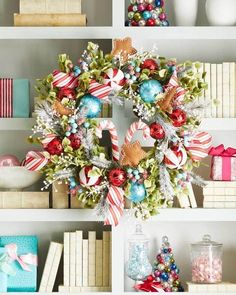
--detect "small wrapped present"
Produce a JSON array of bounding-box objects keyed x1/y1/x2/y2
[
  {"x1": 0, "y1": 236, "x2": 38, "y2": 292},
  {"x1": 0, "y1": 247, "x2": 16, "y2": 292},
  {"x1": 0, "y1": 79, "x2": 30, "y2": 118},
  {"x1": 134, "y1": 275, "x2": 164, "y2": 293},
  {"x1": 209, "y1": 145, "x2": 236, "y2": 181}
]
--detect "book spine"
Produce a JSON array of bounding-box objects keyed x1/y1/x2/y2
[
  {"x1": 204, "y1": 63, "x2": 211, "y2": 118},
  {"x1": 70, "y1": 232, "x2": 76, "y2": 287},
  {"x1": 95, "y1": 240, "x2": 103, "y2": 287},
  {"x1": 14, "y1": 13, "x2": 86, "y2": 27},
  {"x1": 39, "y1": 242, "x2": 57, "y2": 292},
  {"x1": 216, "y1": 64, "x2": 223, "y2": 118},
  {"x1": 52, "y1": 181, "x2": 69, "y2": 209},
  {"x1": 20, "y1": 0, "x2": 81, "y2": 13},
  {"x1": 188, "y1": 184, "x2": 197, "y2": 209},
  {"x1": 109, "y1": 232, "x2": 112, "y2": 288},
  {"x1": 76, "y1": 231, "x2": 83, "y2": 287},
  {"x1": 102, "y1": 231, "x2": 110, "y2": 287},
  {"x1": 46, "y1": 243, "x2": 63, "y2": 292},
  {"x1": 88, "y1": 231, "x2": 96, "y2": 286},
  {"x1": 211, "y1": 64, "x2": 217, "y2": 118},
  {"x1": 223, "y1": 62, "x2": 230, "y2": 118},
  {"x1": 229, "y1": 62, "x2": 236, "y2": 117},
  {"x1": 20, "y1": 0, "x2": 46, "y2": 13},
  {"x1": 63, "y1": 232, "x2": 70, "y2": 287},
  {"x1": 82, "y1": 240, "x2": 88, "y2": 287}
]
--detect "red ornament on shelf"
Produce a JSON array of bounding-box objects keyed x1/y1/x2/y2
[
  {"x1": 68, "y1": 134, "x2": 81, "y2": 150},
  {"x1": 45, "y1": 138, "x2": 63, "y2": 156},
  {"x1": 146, "y1": 18, "x2": 155, "y2": 26},
  {"x1": 141, "y1": 59, "x2": 158, "y2": 71},
  {"x1": 109, "y1": 168, "x2": 127, "y2": 187},
  {"x1": 169, "y1": 109, "x2": 187, "y2": 127},
  {"x1": 149, "y1": 122, "x2": 165, "y2": 140}
]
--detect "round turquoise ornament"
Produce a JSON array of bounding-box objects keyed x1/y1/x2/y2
[
  {"x1": 129, "y1": 183, "x2": 146, "y2": 203},
  {"x1": 143, "y1": 11, "x2": 151, "y2": 20},
  {"x1": 139, "y1": 79, "x2": 163, "y2": 103},
  {"x1": 79, "y1": 94, "x2": 102, "y2": 118}
]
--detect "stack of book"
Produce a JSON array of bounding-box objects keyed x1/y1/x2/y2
[
  {"x1": 14, "y1": 0, "x2": 86, "y2": 26},
  {"x1": 199, "y1": 62, "x2": 236, "y2": 118},
  {"x1": 187, "y1": 282, "x2": 236, "y2": 293},
  {"x1": 59, "y1": 230, "x2": 112, "y2": 292},
  {"x1": 203, "y1": 181, "x2": 236, "y2": 208}
]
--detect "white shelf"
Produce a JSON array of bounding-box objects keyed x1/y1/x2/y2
[
  {"x1": 0, "y1": 26, "x2": 235, "y2": 40},
  {"x1": 200, "y1": 118, "x2": 236, "y2": 131},
  {"x1": 1, "y1": 208, "x2": 236, "y2": 222}
]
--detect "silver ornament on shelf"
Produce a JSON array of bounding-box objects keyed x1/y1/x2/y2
[{"x1": 139, "y1": 19, "x2": 146, "y2": 26}]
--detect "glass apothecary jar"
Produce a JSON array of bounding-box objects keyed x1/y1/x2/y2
[
  {"x1": 191, "y1": 234, "x2": 223, "y2": 284},
  {"x1": 125, "y1": 223, "x2": 152, "y2": 281}
]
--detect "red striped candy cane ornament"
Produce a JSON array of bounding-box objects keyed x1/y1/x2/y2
[
  {"x1": 104, "y1": 185, "x2": 124, "y2": 226},
  {"x1": 88, "y1": 81, "x2": 112, "y2": 102},
  {"x1": 24, "y1": 151, "x2": 49, "y2": 171},
  {"x1": 95, "y1": 120, "x2": 119, "y2": 162},
  {"x1": 186, "y1": 131, "x2": 212, "y2": 161},
  {"x1": 124, "y1": 120, "x2": 150, "y2": 144},
  {"x1": 103, "y1": 68, "x2": 125, "y2": 91},
  {"x1": 52, "y1": 70, "x2": 78, "y2": 89}
]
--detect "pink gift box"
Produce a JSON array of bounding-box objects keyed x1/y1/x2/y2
[{"x1": 209, "y1": 145, "x2": 236, "y2": 181}]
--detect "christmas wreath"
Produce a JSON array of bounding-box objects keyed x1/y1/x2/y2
[{"x1": 26, "y1": 39, "x2": 212, "y2": 225}]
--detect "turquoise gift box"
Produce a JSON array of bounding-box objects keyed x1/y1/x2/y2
[
  {"x1": 0, "y1": 79, "x2": 30, "y2": 118},
  {"x1": 0, "y1": 236, "x2": 38, "y2": 292}
]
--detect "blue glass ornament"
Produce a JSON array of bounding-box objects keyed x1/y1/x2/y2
[
  {"x1": 139, "y1": 80, "x2": 163, "y2": 103},
  {"x1": 155, "y1": 0, "x2": 162, "y2": 7},
  {"x1": 73, "y1": 66, "x2": 81, "y2": 77},
  {"x1": 162, "y1": 20, "x2": 169, "y2": 26},
  {"x1": 161, "y1": 272, "x2": 169, "y2": 281},
  {"x1": 129, "y1": 183, "x2": 146, "y2": 203},
  {"x1": 79, "y1": 94, "x2": 102, "y2": 118},
  {"x1": 163, "y1": 248, "x2": 168, "y2": 254},
  {"x1": 143, "y1": 11, "x2": 151, "y2": 20}
]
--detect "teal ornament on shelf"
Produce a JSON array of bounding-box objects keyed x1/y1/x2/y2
[
  {"x1": 139, "y1": 80, "x2": 163, "y2": 103},
  {"x1": 129, "y1": 183, "x2": 146, "y2": 203},
  {"x1": 78, "y1": 94, "x2": 102, "y2": 118}
]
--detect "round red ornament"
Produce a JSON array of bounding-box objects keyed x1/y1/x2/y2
[
  {"x1": 146, "y1": 18, "x2": 155, "y2": 26},
  {"x1": 169, "y1": 109, "x2": 187, "y2": 127},
  {"x1": 146, "y1": 4, "x2": 153, "y2": 10},
  {"x1": 79, "y1": 166, "x2": 102, "y2": 187},
  {"x1": 131, "y1": 20, "x2": 138, "y2": 26},
  {"x1": 68, "y1": 134, "x2": 81, "y2": 150},
  {"x1": 58, "y1": 87, "x2": 76, "y2": 100},
  {"x1": 149, "y1": 122, "x2": 165, "y2": 140},
  {"x1": 45, "y1": 138, "x2": 63, "y2": 156},
  {"x1": 141, "y1": 59, "x2": 158, "y2": 71},
  {"x1": 128, "y1": 5, "x2": 134, "y2": 12},
  {"x1": 108, "y1": 168, "x2": 127, "y2": 187}
]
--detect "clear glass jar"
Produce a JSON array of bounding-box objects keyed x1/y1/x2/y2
[
  {"x1": 191, "y1": 234, "x2": 223, "y2": 284},
  {"x1": 125, "y1": 223, "x2": 152, "y2": 281}
]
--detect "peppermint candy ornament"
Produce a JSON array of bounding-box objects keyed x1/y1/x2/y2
[
  {"x1": 164, "y1": 147, "x2": 187, "y2": 169},
  {"x1": 79, "y1": 166, "x2": 102, "y2": 187},
  {"x1": 103, "y1": 68, "x2": 125, "y2": 91}
]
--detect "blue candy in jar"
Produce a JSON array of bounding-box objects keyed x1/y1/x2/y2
[
  {"x1": 139, "y1": 79, "x2": 163, "y2": 103},
  {"x1": 129, "y1": 183, "x2": 147, "y2": 203},
  {"x1": 79, "y1": 94, "x2": 102, "y2": 118}
]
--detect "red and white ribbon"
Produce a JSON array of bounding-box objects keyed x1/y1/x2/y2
[
  {"x1": 166, "y1": 70, "x2": 185, "y2": 104},
  {"x1": 88, "y1": 80, "x2": 112, "y2": 102},
  {"x1": 24, "y1": 151, "x2": 49, "y2": 171},
  {"x1": 0, "y1": 78, "x2": 13, "y2": 118},
  {"x1": 186, "y1": 131, "x2": 212, "y2": 161},
  {"x1": 104, "y1": 185, "x2": 124, "y2": 226},
  {"x1": 5, "y1": 243, "x2": 38, "y2": 272},
  {"x1": 125, "y1": 120, "x2": 150, "y2": 144},
  {"x1": 95, "y1": 120, "x2": 119, "y2": 162},
  {"x1": 52, "y1": 70, "x2": 78, "y2": 89},
  {"x1": 41, "y1": 134, "x2": 56, "y2": 148}
]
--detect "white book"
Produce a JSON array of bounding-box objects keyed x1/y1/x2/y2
[
  {"x1": 76, "y1": 231, "x2": 83, "y2": 287},
  {"x1": 82, "y1": 240, "x2": 88, "y2": 287},
  {"x1": 217, "y1": 64, "x2": 223, "y2": 118},
  {"x1": 59, "y1": 286, "x2": 112, "y2": 292},
  {"x1": 211, "y1": 64, "x2": 217, "y2": 118},
  {"x1": 102, "y1": 231, "x2": 110, "y2": 287},
  {"x1": 109, "y1": 232, "x2": 112, "y2": 288},
  {"x1": 198, "y1": 63, "x2": 205, "y2": 109},
  {"x1": 229, "y1": 62, "x2": 236, "y2": 117},
  {"x1": 88, "y1": 231, "x2": 96, "y2": 287},
  {"x1": 70, "y1": 232, "x2": 76, "y2": 287},
  {"x1": 39, "y1": 242, "x2": 58, "y2": 292},
  {"x1": 46, "y1": 243, "x2": 63, "y2": 292},
  {"x1": 63, "y1": 232, "x2": 70, "y2": 287},
  {"x1": 223, "y1": 62, "x2": 230, "y2": 118},
  {"x1": 204, "y1": 63, "x2": 211, "y2": 118},
  {"x1": 95, "y1": 240, "x2": 103, "y2": 287}
]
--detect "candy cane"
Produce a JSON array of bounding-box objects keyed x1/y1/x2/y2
[
  {"x1": 88, "y1": 80, "x2": 112, "y2": 102},
  {"x1": 52, "y1": 70, "x2": 78, "y2": 89},
  {"x1": 124, "y1": 120, "x2": 150, "y2": 145},
  {"x1": 95, "y1": 120, "x2": 119, "y2": 162},
  {"x1": 24, "y1": 151, "x2": 49, "y2": 171}
]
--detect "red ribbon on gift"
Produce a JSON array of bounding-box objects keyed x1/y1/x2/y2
[
  {"x1": 0, "y1": 79, "x2": 13, "y2": 118},
  {"x1": 134, "y1": 276, "x2": 164, "y2": 293},
  {"x1": 209, "y1": 144, "x2": 236, "y2": 181}
]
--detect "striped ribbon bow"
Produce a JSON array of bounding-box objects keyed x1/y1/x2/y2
[
  {"x1": 104, "y1": 186, "x2": 124, "y2": 226},
  {"x1": 52, "y1": 70, "x2": 78, "y2": 89},
  {"x1": 88, "y1": 80, "x2": 112, "y2": 102},
  {"x1": 166, "y1": 70, "x2": 185, "y2": 104},
  {"x1": 24, "y1": 151, "x2": 49, "y2": 171}
]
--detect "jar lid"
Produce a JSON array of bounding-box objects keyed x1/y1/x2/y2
[
  {"x1": 191, "y1": 234, "x2": 223, "y2": 247},
  {"x1": 128, "y1": 223, "x2": 149, "y2": 242}
]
